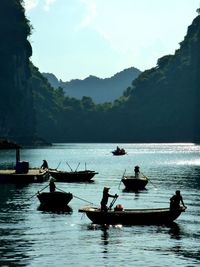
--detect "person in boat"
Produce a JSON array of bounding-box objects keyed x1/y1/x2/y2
[
  {"x1": 49, "y1": 177, "x2": 56, "y2": 193},
  {"x1": 134, "y1": 165, "x2": 140, "y2": 178},
  {"x1": 100, "y1": 187, "x2": 118, "y2": 212},
  {"x1": 116, "y1": 146, "x2": 120, "y2": 152},
  {"x1": 170, "y1": 190, "x2": 186, "y2": 210},
  {"x1": 41, "y1": 160, "x2": 49, "y2": 170}
]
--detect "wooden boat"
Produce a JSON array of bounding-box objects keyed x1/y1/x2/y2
[
  {"x1": 49, "y1": 169, "x2": 98, "y2": 182},
  {"x1": 0, "y1": 147, "x2": 49, "y2": 183},
  {"x1": 37, "y1": 191, "x2": 73, "y2": 208},
  {"x1": 0, "y1": 168, "x2": 49, "y2": 183},
  {"x1": 112, "y1": 148, "x2": 127, "y2": 156},
  {"x1": 121, "y1": 175, "x2": 148, "y2": 190},
  {"x1": 79, "y1": 206, "x2": 186, "y2": 225}
]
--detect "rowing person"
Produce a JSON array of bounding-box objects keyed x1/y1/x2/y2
[
  {"x1": 170, "y1": 190, "x2": 186, "y2": 210},
  {"x1": 49, "y1": 177, "x2": 56, "y2": 193},
  {"x1": 134, "y1": 165, "x2": 140, "y2": 178},
  {"x1": 100, "y1": 187, "x2": 118, "y2": 212}
]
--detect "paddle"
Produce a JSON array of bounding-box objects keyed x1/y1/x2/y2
[
  {"x1": 66, "y1": 162, "x2": 73, "y2": 172},
  {"x1": 55, "y1": 161, "x2": 61, "y2": 170},
  {"x1": 118, "y1": 169, "x2": 126, "y2": 189},
  {"x1": 56, "y1": 186, "x2": 96, "y2": 205},
  {"x1": 142, "y1": 172, "x2": 158, "y2": 190},
  {"x1": 22, "y1": 184, "x2": 49, "y2": 203},
  {"x1": 108, "y1": 195, "x2": 118, "y2": 210},
  {"x1": 75, "y1": 162, "x2": 80, "y2": 172}
]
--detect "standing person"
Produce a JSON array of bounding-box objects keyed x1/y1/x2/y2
[
  {"x1": 134, "y1": 165, "x2": 140, "y2": 178},
  {"x1": 170, "y1": 190, "x2": 186, "y2": 210},
  {"x1": 49, "y1": 177, "x2": 56, "y2": 193},
  {"x1": 100, "y1": 187, "x2": 118, "y2": 211},
  {"x1": 41, "y1": 160, "x2": 49, "y2": 170}
]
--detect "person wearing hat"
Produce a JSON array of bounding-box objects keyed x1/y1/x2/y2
[
  {"x1": 100, "y1": 187, "x2": 118, "y2": 212},
  {"x1": 134, "y1": 165, "x2": 140, "y2": 178},
  {"x1": 170, "y1": 190, "x2": 186, "y2": 210},
  {"x1": 49, "y1": 177, "x2": 56, "y2": 193},
  {"x1": 41, "y1": 160, "x2": 49, "y2": 170}
]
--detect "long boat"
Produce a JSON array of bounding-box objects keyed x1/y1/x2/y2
[
  {"x1": 0, "y1": 168, "x2": 49, "y2": 183},
  {"x1": 49, "y1": 169, "x2": 98, "y2": 182},
  {"x1": 37, "y1": 191, "x2": 73, "y2": 208},
  {"x1": 79, "y1": 206, "x2": 186, "y2": 225},
  {"x1": 121, "y1": 175, "x2": 148, "y2": 191},
  {"x1": 0, "y1": 147, "x2": 49, "y2": 183}
]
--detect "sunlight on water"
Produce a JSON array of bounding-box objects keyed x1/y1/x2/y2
[{"x1": 0, "y1": 143, "x2": 200, "y2": 266}]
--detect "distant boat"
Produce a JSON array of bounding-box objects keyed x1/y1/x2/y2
[
  {"x1": 79, "y1": 206, "x2": 186, "y2": 225},
  {"x1": 112, "y1": 147, "x2": 127, "y2": 156},
  {"x1": 37, "y1": 191, "x2": 73, "y2": 209},
  {"x1": 121, "y1": 174, "x2": 148, "y2": 191}
]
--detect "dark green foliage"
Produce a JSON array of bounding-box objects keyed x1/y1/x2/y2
[
  {"x1": 0, "y1": 0, "x2": 34, "y2": 144},
  {"x1": 1, "y1": 0, "x2": 200, "y2": 144},
  {"x1": 34, "y1": 13, "x2": 200, "y2": 143}
]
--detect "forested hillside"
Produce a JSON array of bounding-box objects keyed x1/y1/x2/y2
[
  {"x1": 43, "y1": 67, "x2": 141, "y2": 103},
  {"x1": 1, "y1": 1, "x2": 200, "y2": 144},
  {"x1": 36, "y1": 13, "x2": 200, "y2": 143},
  {"x1": 0, "y1": 0, "x2": 34, "y2": 144}
]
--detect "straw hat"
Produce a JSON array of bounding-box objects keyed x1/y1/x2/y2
[{"x1": 104, "y1": 187, "x2": 110, "y2": 191}]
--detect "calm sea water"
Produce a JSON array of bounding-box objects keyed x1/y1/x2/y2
[{"x1": 0, "y1": 143, "x2": 200, "y2": 267}]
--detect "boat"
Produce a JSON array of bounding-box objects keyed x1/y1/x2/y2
[
  {"x1": 121, "y1": 174, "x2": 148, "y2": 191},
  {"x1": 0, "y1": 167, "x2": 49, "y2": 183},
  {"x1": 37, "y1": 191, "x2": 73, "y2": 208},
  {"x1": 0, "y1": 147, "x2": 49, "y2": 183},
  {"x1": 112, "y1": 147, "x2": 127, "y2": 156},
  {"x1": 79, "y1": 206, "x2": 186, "y2": 225},
  {"x1": 49, "y1": 169, "x2": 98, "y2": 182}
]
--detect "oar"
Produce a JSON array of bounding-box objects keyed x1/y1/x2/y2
[
  {"x1": 22, "y1": 184, "x2": 49, "y2": 203},
  {"x1": 142, "y1": 173, "x2": 158, "y2": 190},
  {"x1": 118, "y1": 169, "x2": 126, "y2": 189},
  {"x1": 55, "y1": 161, "x2": 61, "y2": 170},
  {"x1": 66, "y1": 162, "x2": 73, "y2": 172},
  {"x1": 75, "y1": 162, "x2": 80, "y2": 172},
  {"x1": 108, "y1": 195, "x2": 118, "y2": 210},
  {"x1": 56, "y1": 186, "x2": 96, "y2": 205},
  {"x1": 73, "y1": 195, "x2": 95, "y2": 205}
]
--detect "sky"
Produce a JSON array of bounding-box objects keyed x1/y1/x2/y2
[{"x1": 24, "y1": 0, "x2": 200, "y2": 81}]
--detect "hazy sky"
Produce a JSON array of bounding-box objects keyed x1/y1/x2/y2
[{"x1": 24, "y1": 0, "x2": 199, "y2": 81}]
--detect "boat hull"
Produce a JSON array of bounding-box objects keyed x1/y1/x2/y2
[
  {"x1": 0, "y1": 169, "x2": 49, "y2": 183},
  {"x1": 79, "y1": 207, "x2": 185, "y2": 225},
  {"x1": 122, "y1": 176, "x2": 148, "y2": 190},
  {"x1": 37, "y1": 192, "x2": 73, "y2": 208},
  {"x1": 112, "y1": 151, "x2": 126, "y2": 156},
  {"x1": 49, "y1": 170, "x2": 98, "y2": 182}
]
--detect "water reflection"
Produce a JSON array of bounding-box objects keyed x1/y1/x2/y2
[
  {"x1": 37, "y1": 204, "x2": 73, "y2": 214},
  {"x1": 168, "y1": 222, "x2": 182, "y2": 240},
  {"x1": 101, "y1": 228, "x2": 109, "y2": 255},
  {"x1": 122, "y1": 189, "x2": 145, "y2": 200}
]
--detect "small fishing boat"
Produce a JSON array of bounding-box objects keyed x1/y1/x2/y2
[
  {"x1": 0, "y1": 168, "x2": 49, "y2": 183},
  {"x1": 121, "y1": 174, "x2": 148, "y2": 190},
  {"x1": 79, "y1": 206, "x2": 186, "y2": 225},
  {"x1": 37, "y1": 191, "x2": 73, "y2": 208},
  {"x1": 112, "y1": 147, "x2": 127, "y2": 156},
  {"x1": 49, "y1": 169, "x2": 98, "y2": 182},
  {"x1": 0, "y1": 147, "x2": 49, "y2": 183}
]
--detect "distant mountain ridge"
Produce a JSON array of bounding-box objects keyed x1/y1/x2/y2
[{"x1": 43, "y1": 67, "x2": 141, "y2": 103}]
